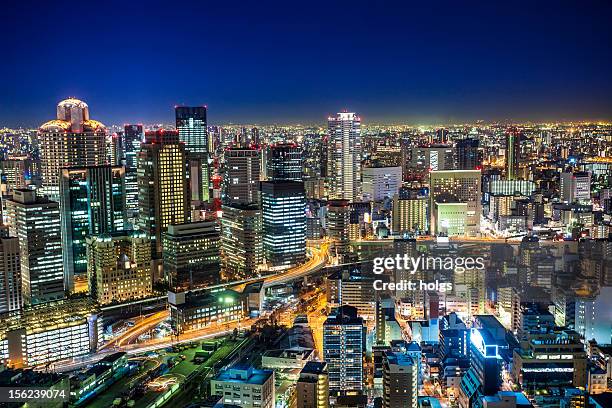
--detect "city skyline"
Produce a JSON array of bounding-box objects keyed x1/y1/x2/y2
[{"x1": 2, "y1": 1, "x2": 612, "y2": 126}]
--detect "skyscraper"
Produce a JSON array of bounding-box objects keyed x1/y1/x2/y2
[
  {"x1": 60, "y1": 165, "x2": 127, "y2": 292},
  {"x1": 382, "y1": 351, "x2": 418, "y2": 408},
  {"x1": 220, "y1": 203, "x2": 262, "y2": 280},
  {"x1": 223, "y1": 147, "x2": 261, "y2": 205},
  {"x1": 505, "y1": 129, "x2": 520, "y2": 180},
  {"x1": 455, "y1": 138, "x2": 482, "y2": 170},
  {"x1": 560, "y1": 171, "x2": 592, "y2": 203},
  {"x1": 261, "y1": 181, "x2": 306, "y2": 269},
  {"x1": 86, "y1": 231, "x2": 152, "y2": 305},
  {"x1": 265, "y1": 143, "x2": 303, "y2": 182},
  {"x1": 429, "y1": 170, "x2": 482, "y2": 236},
  {"x1": 137, "y1": 130, "x2": 190, "y2": 259},
  {"x1": 5, "y1": 189, "x2": 64, "y2": 305},
  {"x1": 0, "y1": 227, "x2": 21, "y2": 313},
  {"x1": 38, "y1": 98, "x2": 107, "y2": 199},
  {"x1": 326, "y1": 200, "x2": 351, "y2": 258},
  {"x1": 176, "y1": 106, "x2": 210, "y2": 202},
  {"x1": 327, "y1": 112, "x2": 362, "y2": 202},
  {"x1": 163, "y1": 220, "x2": 221, "y2": 291},
  {"x1": 323, "y1": 305, "x2": 366, "y2": 394},
  {"x1": 362, "y1": 165, "x2": 402, "y2": 201},
  {"x1": 123, "y1": 124, "x2": 144, "y2": 221}
]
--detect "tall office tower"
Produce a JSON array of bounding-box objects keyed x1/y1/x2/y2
[
  {"x1": 410, "y1": 146, "x2": 455, "y2": 171},
  {"x1": 326, "y1": 199, "x2": 351, "y2": 258},
  {"x1": 0, "y1": 227, "x2": 21, "y2": 313},
  {"x1": 261, "y1": 181, "x2": 306, "y2": 270},
  {"x1": 392, "y1": 192, "x2": 428, "y2": 235},
  {"x1": 137, "y1": 130, "x2": 190, "y2": 259},
  {"x1": 211, "y1": 366, "x2": 275, "y2": 408},
  {"x1": 123, "y1": 124, "x2": 144, "y2": 221},
  {"x1": 455, "y1": 138, "x2": 482, "y2": 170},
  {"x1": 458, "y1": 329, "x2": 503, "y2": 408},
  {"x1": 38, "y1": 98, "x2": 107, "y2": 199},
  {"x1": 163, "y1": 221, "x2": 221, "y2": 291},
  {"x1": 108, "y1": 131, "x2": 124, "y2": 165},
  {"x1": 560, "y1": 171, "x2": 592, "y2": 203},
  {"x1": 296, "y1": 361, "x2": 329, "y2": 408},
  {"x1": 86, "y1": 231, "x2": 152, "y2": 305},
  {"x1": 223, "y1": 147, "x2": 261, "y2": 205},
  {"x1": 429, "y1": 170, "x2": 482, "y2": 236},
  {"x1": 323, "y1": 305, "x2": 366, "y2": 394},
  {"x1": 382, "y1": 352, "x2": 418, "y2": 408},
  {"x1": 176, "y1": 106, "x2": 210, "y2": 203},
  {"x1": 5, "y1": 189, "x2": 64, "y2": 305},
  {"x1": 436, "y1": 128, "x2": 449, "y2": 144},
  {"x1": 362, "y1": 166, "x2": 402, "y2": 202},
  {"x1": 60, "y1": 165, "x2": 127, "y2": 292},
  {"x1": 0, "y1": 157, "x2": 33, "y2": 196},
  {"x1": 327, "y1": 268, "x2": 376, "y2": 320},
  {"x1": 266, "y1": 143, "x2": 303, "y2": 181},
  {"x1": 505, "y1": 129, "x2": 520, "y2": 180},
  {"x1": 220, "y1": 203, "x2": 262, "y2": 280},
  {"x1": 327, "y1": 112, "x2": 362, "y2": 202}
]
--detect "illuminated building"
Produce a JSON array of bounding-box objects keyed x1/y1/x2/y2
[
  {"x1": 455, "y1": 138, "x2": 482, "y2": 170},
  {"x1": 261, "y1": 181, "x2": 306, "y2": 270},
  {"x1": 60, "y1": 165, "x2": 126, "y2": 292},
  {"x1": 362, "y1": 165, "x2": 402, "y2": 201},
  {"x1": 512, "y1": 329, "x2": 587, "y2": 390},
  {"x1": 436, "y1": 128, "x2": 449, "y2": 144},
  {"x1": 505, "y1": 130, "x2": 520, "y2": 180},
  {"x1": 560, "y1": 171, "x2": 591, "y2": 203},
  {"x1": 38, "y1": 98, "x2": 107, "y2": 199},
  {"x1": 516, "y1": 303, "x2": 555, "y2": 340},
  {"x1": 169, "y1": 289, "x2": 245, "y2": 334},
  {"x1": 211, "y1": 365, "x2": 275, "y2": 408},
  {"x1": 327, "y1": 112, "x2": 362, "y2": 202},
  {"x1": 458, "y1": 328, "x2": 502, "y2": 408},
  {"x1": 433, "y1": 201, "x2": 467, "y2": 236},
  {"x1": 5, "y1": 189, "x2": 64, "y2": 305},
  {"x1": 162, "y1": 220, "x2": 220, "y2": 291},
  {"x1": 323, "y1": 305, "x2": 366, "y2": 394},
  {"x1": 392, "y1": 192, "x2": 428, "y2": 236},
  {"x1": 429, "y1": 170, "x2": 481, "y2": 236},
  {"x1": 176, "y1": 106, "x2": 210, "y2": 202},
  {"x1": 0, "y1": 297, "x2": 100, "y2": 368},
  {"x1": 327, "y1": 268, "x2": 375, "y2": 320},
  {"x1": 123, "y1": 124, "x2": 144, "y2": 222},
  {"x1": 296, "y1": 361, "x2": 329, "y2": 408},
  {"x1": 410, "y1": 146, "x2": 455, "y2": 171},
  {"x1": 220, "y1": 203, "x2": 262, "y2": 279},
  {"x1": 0, "y1": 228, "x2": 21, "y2": 313},
  {"x1": 326, "y1": 199, "x2": 350, "y2": 258},
  {"x1": 382, "y1": 351, "x2": 418, "y2": 408},
  {"x1": 137, "y1": 130, "x2": 190, "y2": 259},
  {"x1": 487, "y1": 179, "x2": 535, "y2": 196},
  {"x1": 0, "y1": 157, "x2": 33, "y2": 195},
  {"x1": 85, "y1": 231, "x2": 152, "y2": 305},
  {"x1": 223, "y1": 147, "x2": 261, "y2": 205},
  {"x1": 266, "y1": 143, "x2": 303, "y2": 182}
]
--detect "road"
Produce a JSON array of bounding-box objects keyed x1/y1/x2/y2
[{"x1": 48, "y1": 241, "x2": 331, "y2": 373}]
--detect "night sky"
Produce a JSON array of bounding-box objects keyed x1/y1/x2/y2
[{"x1": 2, "y1": 0, "x2": 612, "y2": 126}]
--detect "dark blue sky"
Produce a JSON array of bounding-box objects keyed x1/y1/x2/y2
[{"x1": 2, "y1": 0, "x2": 611, "y2": 126}]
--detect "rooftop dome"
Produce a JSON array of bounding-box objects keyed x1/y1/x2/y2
[
  {"x1": 39, "y1": 98, "x2": 105, "y2": 132},
  {"x1": 57, "y1": 98, "x2": 89, "y2": 110}
]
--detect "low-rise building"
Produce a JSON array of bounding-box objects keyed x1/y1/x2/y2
[{"x1": 211, "y1": 365, "x2": 275, "y2": 408}]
